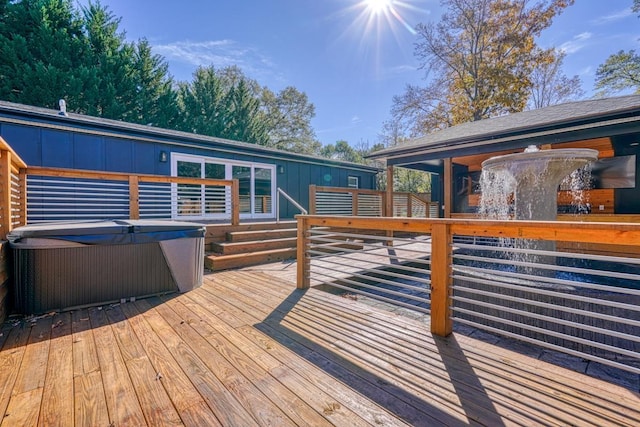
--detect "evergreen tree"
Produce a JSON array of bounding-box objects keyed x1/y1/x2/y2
[
  {"x1": 129, "y1": 39, "x2": 177, "y2": 128},
  {"x1": 177, "y1": 66, "x2": 229, "y2": 136},
  {"x1": 0, "y1": 0, "x2": 90, "y2": 109},
  {"x1": 225, "y1": 79, "x2": 268, "y2": 144}
]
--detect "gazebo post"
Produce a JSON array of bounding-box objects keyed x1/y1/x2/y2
[{"x1": 443, "y1": 158, "x2": 452, "y2": 218}]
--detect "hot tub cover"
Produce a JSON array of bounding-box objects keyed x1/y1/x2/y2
[{"x1": 8, "y1": 220, "x2": 206, "y2": 247}]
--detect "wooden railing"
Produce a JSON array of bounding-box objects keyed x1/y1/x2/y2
[
  {"x1": 296, "y1": 215, "x2": 640, "y2": 373},
  {"x1": 0, "y1": 158, "x2": 241, "y2": 235},
  {"x1": 309, "y1": 185, "x2": 438, "y2": 218},
  {"x1": 0, "y1": 137, "x2": 27, "y2": 240},
  {"x1": 23, "y1": 167, "x2": 240, "y2": 225}
]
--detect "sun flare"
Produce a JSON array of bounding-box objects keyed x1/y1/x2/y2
[
  {"x1": 355, "y1": 0, "x2": 418, "y2": 36},
  {"x1": 366, "y1": 0, "x2": 392, "y2": 15}
]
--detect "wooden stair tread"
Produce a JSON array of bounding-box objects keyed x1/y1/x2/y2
[
  {"x1": 205, "y1": 247, "x2": 297, "y2": 271},
  {"x1": 211, "y1": 237, "x2": 298, "y2": 255},
  {"x1": 226, "y1": 228, "x2": 297, "y2": 242}
]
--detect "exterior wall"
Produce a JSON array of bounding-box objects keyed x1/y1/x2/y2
[
  {"x1": 613, "y1": 134, "x2": 640, "y2": 214},
  {"x1": 0, "y1": 116, "x2": 378, "y2": 220}
]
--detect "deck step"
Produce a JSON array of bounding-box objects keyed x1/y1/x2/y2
[
  {"x1": 205, "y1": 247, "x2": 297, "y2": 271},
  {"x1": 211, "y1": 237, "x2": 298, "y2": 255},
  {"x1": 226, "y1": 228, "x2": 297, "y2": 243}
]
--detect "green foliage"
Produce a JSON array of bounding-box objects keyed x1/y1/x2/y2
[
  {"x1": 0, "y1": 0, "x2": 321, "y2": 155},
  {"x1": 393, "y1": 168, "x2": 431, "y2": 193},
  {"x1": 320, "y1": 140, "x2": 364, "y2": 163},
  {"x1": 0, "y1": 0, "x2": 90, "y2": 108},
  {"x1": 595, "y1": 50, "x2": 640, "y2": 95},
  {"x1": 261, "y1": 86, "x2": 320, "y2": 154},
  {"x1": 594, "y1": 1, "x2": 640, "y2": 95},
  {"x1": 0, "y1": 0, "x2": 176, "y2": 126}
]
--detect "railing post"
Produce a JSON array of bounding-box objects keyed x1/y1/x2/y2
[
  {"x1": 18, "y1": 168, "x2": 27, "y2": 227},
  {"x1": 385, "y1": 166, "x2": 393, "y2": 217},
  {"x1": 309, "y1": 185, "x2": 316, "y2": 215},
  {"x1": 407, "y1": 193, "x2": 413, "y2": 218},
  {"x1": 297, "y1": 215, "x2": 310, "y2": 289},
  {"x1": 0, "y1": 150, "x2": 12, "y2": 240},
  {"x1": 231, "y1": 179, "x2": 240, "y2": 226},
  {"x1": 352, "y1": 189, "x2": 358, "y2": 216},
  {"x1": 430, "y1": 222, "x2": 453, "y2": 337},
  {"x1": 129, "y1": 175, "x2": 140, "y2": 219}
]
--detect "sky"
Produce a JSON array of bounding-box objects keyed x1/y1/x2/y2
[{"x1": 81, "y1": 0, "x2": 640, "y2": 147}]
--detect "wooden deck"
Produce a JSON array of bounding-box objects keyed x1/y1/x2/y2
[{"x1": 0, "y1": 270, "x2": 638, "y2": 426}]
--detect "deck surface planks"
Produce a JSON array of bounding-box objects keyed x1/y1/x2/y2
[{"x1": 0, "y1": 269, "x2": 636, "y2": 426}]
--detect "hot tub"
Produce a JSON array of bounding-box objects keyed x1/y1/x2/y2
[{"x1": 8, "y1": 220, "x2": 205, "y2": 314}]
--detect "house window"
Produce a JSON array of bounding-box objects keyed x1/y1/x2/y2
[
  {"x1": 172, "y1": 154, "x2": 275, "y2": 220},
  {"x1": 348, "y1": 176, "x2": 359, "y2": 188}
]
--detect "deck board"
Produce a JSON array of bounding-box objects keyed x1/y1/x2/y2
[
  {"x1": 40, "y1": 312, "x2": 74, "y2": 427},
  {"x1": 0, "y1": 270, "x2": 638, "y2": 426}
]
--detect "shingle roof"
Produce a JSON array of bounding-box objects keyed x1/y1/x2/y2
[
  {"x1": 0, "y1": 100, "x2": 380, "y2": 172},
  {"x1": 370, "y1": 95, "x2": 640, "y2": 160}
]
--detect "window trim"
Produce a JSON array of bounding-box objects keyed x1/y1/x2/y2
[{"x1": 347, "y1": 175, "x2": 359, "y2": 189}]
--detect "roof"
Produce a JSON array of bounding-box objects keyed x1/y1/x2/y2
[
  {"x1": 370, "y1": 95, "x2": 640, "y2": 164},
  {"x1": 0, "y1": 100, "x2": 380, "y2": 173}
]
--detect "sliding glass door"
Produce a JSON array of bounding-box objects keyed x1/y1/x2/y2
[{"x1": 172, "y1": 154, "x2": 275, "y2": 220}]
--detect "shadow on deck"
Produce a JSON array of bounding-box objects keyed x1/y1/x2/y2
[{"x1": 0, "y1": 269, "x2": 638, "y2": 426}]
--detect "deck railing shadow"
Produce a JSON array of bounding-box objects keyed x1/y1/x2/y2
[
  {"x1": 254, "y1": 287, "x2": 505, "y2": 426},
  {"x1": 297, "y1": 215, "x2": 640, "y2": 379}
]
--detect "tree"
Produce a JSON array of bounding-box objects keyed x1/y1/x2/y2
[
  {"x1": 261, "y1": 86, "x2": 321, "y2": 154},
  {"x1": 391, "y1": 0, "x2": 573, "y2": 137},
  {"x1": 225, "y1": 78, "x2": 268, "y2": 144},
  {"x1": 320, "y1": 140, "x2": 363, "y2": 163},
  {"x1": 127, "y1": 39, "x2": 178, "y2": 128},
  {"x1": 79, "y1": 1, "x2": 136, "y2": 119},
  {"x1": 595, "y1": 50, "x2": 640, "y2": 95},
  {"x1": 0, "y1": 0, "x2": 178, "y2": 124},
  {"x1": 0, "y1": 0, "x2": 91, "y2": 108},
  {"x1": 177, "y1": 66, "x2": 231, "y2": 137},
  {"x1": 177, "y1": 65, "x2": 271, "y2": 144},
  {"x1": 593, "y1": 1, "x2": 640, "y2": 95},
  {"x1": 529, "y1": 50, "x2": 584, "y2": 109}
]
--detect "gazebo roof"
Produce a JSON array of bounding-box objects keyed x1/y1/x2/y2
[{"x1": 370, "y1": 95, "x2": 640, "y2": 168}]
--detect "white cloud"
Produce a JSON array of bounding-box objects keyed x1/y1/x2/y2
[
  {"x1": 351, "y1": 115, "x2": 361, "y2": 124},
  {"x1": 591, "y1": 8, "x2": 634, "y2": 25},
  {"x1": 559, "y1": 32, "x2": 592, "y2": 54},
  {"x1": 153, "y1": 39, "x2": 282, "y2": 83},
  {"x1": 578, "y1": 65, "x2": 594, "y2": 78}
]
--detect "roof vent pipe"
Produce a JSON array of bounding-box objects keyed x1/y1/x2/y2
[{"x1": 58, "y1": 99, "x2": 68, "y2": 116}]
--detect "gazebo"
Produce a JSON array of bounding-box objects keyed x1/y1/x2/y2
[{"x1": 368, "y1": 95, "x2": 640, "y2": 220}]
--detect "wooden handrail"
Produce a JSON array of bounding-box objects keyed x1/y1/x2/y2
[
  {"x1": 310, "y1": 185, "x2": 437, "y2": 218},
  {"x1": 296, "y1": 215, "x2": 640, "y2": 337},
  {"x1": 0, "y1": 141, "x2": 28, "y2": 239},
  {"x1": 0, "y1": 137, "x2": 26, "y2": 169},
  {"x1": 21, "y1": 166, "x2": 241, "y2": 226}
]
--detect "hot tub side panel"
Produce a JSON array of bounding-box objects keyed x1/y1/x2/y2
[{"x1": 13, "y1": 242, "x2": 178, "y2": 314}]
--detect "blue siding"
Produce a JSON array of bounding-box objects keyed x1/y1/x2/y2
[
  {"x1": 0, "y1": 110, "x2": 379, "y2": 220},
  {"x1": 1, "y1": 124, "x2": 41, "y2": 165},
  {"x1": 105, "y1": 137, "x2": 133, "y2": 172},
  {"x1": 73, "y1": 134, "x2": 104, "y2": 170},
  {"x1": 41, "y1": 129, "x2": 72, "y2": 168},
  {"x1": 134, "y1": 142, "x2": 157, "y2": 174}
]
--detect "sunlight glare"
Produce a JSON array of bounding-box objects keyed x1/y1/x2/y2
[{"x1": 366, "y1": 0, "x2": 392, "y2": 15}]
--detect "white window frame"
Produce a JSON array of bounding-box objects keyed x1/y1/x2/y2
[
  {"x1": 348, "y1": 176, "x2": 359, "y2": 189},
  {"x1": 171, "y1": 153, "x2": 276, "y2": 220}
]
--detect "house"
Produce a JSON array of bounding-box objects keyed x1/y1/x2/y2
[
  {"x1": 0, "y1": 100, "x2": 380, "y2": 221},
  {"x1": 369, "y1": 95, "x2": 640, "y2": 220}
]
